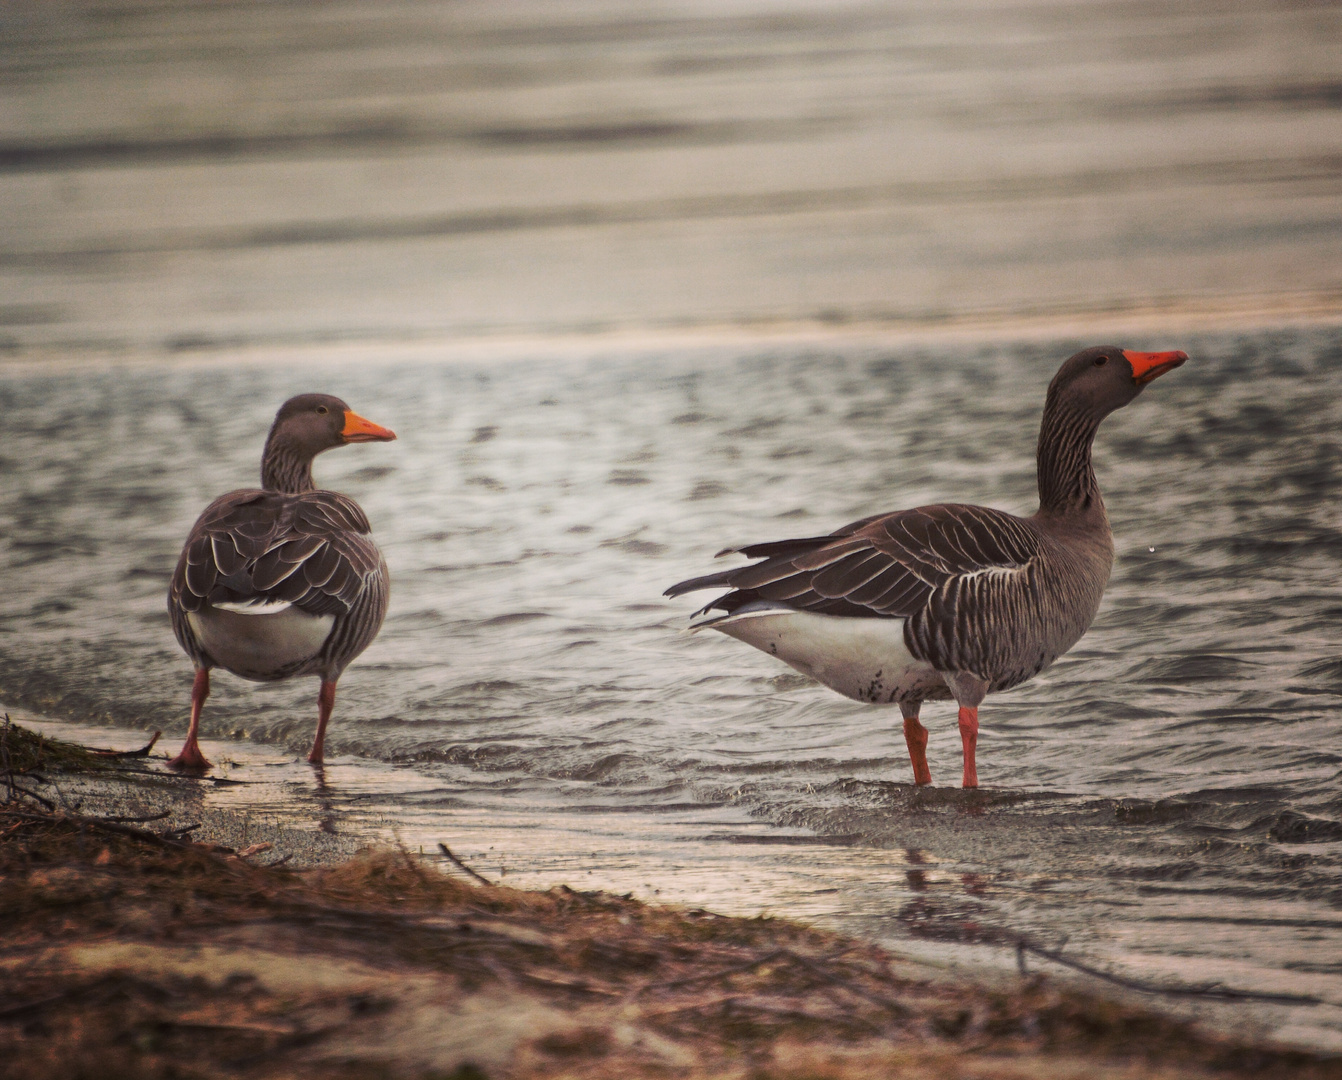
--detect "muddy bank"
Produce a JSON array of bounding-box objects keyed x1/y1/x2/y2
[{"x1": 2, "y1": 720, "x2": 1338, "y2": 1079}]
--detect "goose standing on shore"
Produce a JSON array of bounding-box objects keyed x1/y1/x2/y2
[
  {"x1": 166, "y1": 394, "x2": 396, "y2": 769},
  {"x1": 666, "y1": 347, "x2": 1186, "y2": 788}
]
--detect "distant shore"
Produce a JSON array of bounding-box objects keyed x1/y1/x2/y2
[
  {"x1": 3, "y1": 714, "x2": 1340, "y2": 1079},
  {"x1": 2, "y1": 295, "x2": 1339, "y2": 377}
]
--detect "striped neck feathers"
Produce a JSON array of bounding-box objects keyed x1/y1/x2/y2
[
  {"x1": 1035, "y1": 392, "x2": 1105, "y2": 517},
  {"x1": 261, "y1": 436, "x2": 317, "y2": 494}
]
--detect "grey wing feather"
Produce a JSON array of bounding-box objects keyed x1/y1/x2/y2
[
  {"x1": 170, "y1": 489, "x2": 384, "y2": 621},
  {"x1": 665, "y1": 504, "x2": 1041, "y2": 623}
]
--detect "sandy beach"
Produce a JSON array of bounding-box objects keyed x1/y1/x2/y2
[{"x1": 6, "y1": 713, "x2": 1341, "y2": 1079}]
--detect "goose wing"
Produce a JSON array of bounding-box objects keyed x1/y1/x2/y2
[
  {"x1": 170, "y1": 489, "x2": 383, "y2": 620},
  {"x1": 666, "y1": 503, "x2": 1041, "y2": 619}
]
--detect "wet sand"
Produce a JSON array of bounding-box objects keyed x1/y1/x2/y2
[
  {"x1": 5, "y1": 714, "x2": 1341, "y2": 1079},
  {"x1": 11, "y1": 705, "x2": 1342, "y2": 1065}
]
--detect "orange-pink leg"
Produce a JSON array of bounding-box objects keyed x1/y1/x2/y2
[
  {"x1": 900, "y1": 705, "x2": 932, "y2": 786},
  {"x1": 308, "y1": 680, "x2": 337, "y2": 765},
  {"x1": 958, "y1": 706, "x2": 979, "y2": 789},
  {"x1": 168, "y1": 668, "x2": 212, "y2": 770}
]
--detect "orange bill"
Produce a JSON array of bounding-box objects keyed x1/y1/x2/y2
[
  {"x1": 1123, "y1": 350, "x2": 1188, "y2": 386},
  {"x1": 341, "y1": 410, "x2": 397, "y2": 442}
]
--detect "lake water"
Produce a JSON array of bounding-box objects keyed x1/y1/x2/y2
[{"x1": 2, "y1": 325, "x2": 1342, "y2": 1048}]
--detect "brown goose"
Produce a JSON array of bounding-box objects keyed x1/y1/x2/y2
[
  {"x1": 666, "y1": 347, "x2": 1186, "y2": 788},
  {"x1": 166, "y1": 394, "x2": 396, "y2": 769}
]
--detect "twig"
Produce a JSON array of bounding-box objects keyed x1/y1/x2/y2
[
  {"x1": 438, "y1": 842, "x2": 494, "y2": 886},
  {"x1": 89, "y1": 732, "x2": 161, "y2": 758},
  {"x1": 642, "y1": 949, "x2": 788, "y2": 992},
  {"x1": 781, "y1": 949, "x2": 915, "y2": 1018},
  {"x1": 511, "y1": 970, "x2": 622, "y2": 997},
  {"x1": 0, "y1": 807, "x2": 196, "y2": 853},
  {"x1": 1016, "y1": 939, "x2": 1322, "y2": 1005},
  {"x1": 223, "y1": 1023, "x2": 339, "y2": 1069},
  {"x1": 3, "y1": 782, "x2": 56, "y2": 811},
  {"x1": 0, "y1": 990, "x2": 79, "y2": 1020},
  {"x1": 0, "y1": 975, "x2": 123, "y2": 1019},
  {"x1": 102, "y1": 810, "x2": 171, "y2": 824}
]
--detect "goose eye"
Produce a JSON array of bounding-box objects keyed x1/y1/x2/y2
[
  {"x1": 1094, "y1": 356, "x2": 1108, "y2": 366},
  {"x1": 316, "y1": 405, "x2": 328, "y2": 415}
]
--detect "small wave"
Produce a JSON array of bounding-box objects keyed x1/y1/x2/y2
[
  {"x1": 1265, "y1": 810, "x2": 1342, "y2": 844},
  {"x1": 701, "y1": 832, "x2": 864, "y2": 846},
  {"x1": 1294, "y1": 657, "x2": 1342, "y2": 689},
  {"x1": 1112, "y1": 798, "x2": 1201, "y2": 825},
  {"x1": 1125, "y1": 654, "x2": 1260, "y2": 683},
  {"x1": 480, "y1": 613, "x2": 550, "y2": 627},
  {"x1": 550, "y1": 752, "x2": 644, "y2": 782}
]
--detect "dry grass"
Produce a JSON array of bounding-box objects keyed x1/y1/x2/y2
[
  {"x1": 2, "y1": 806, "x2": 1339, "y2": 1080},
  {"x1": 0, "y1": 715, "x2": 119, "y2": 778},
  {"x1": 1, "y1": 717, "x2": 1339, "y2": 1080}
]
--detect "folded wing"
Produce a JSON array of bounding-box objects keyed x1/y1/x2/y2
[
  {"x1": 666, "y1": 503, "x2": 1041, "y2": 621},
  {"x1": 172, "y1": 489, "x2": 383, "y2": 619}
]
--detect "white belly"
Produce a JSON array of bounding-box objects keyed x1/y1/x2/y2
[
  {"x1": 701, "y1": 604, "x2": 945, "y2": 705},
  {"x1": 187, "y1": 606, "x2": 334, "y2": 681}
]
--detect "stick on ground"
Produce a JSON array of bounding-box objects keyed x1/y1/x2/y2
[{"x1": 438, "y1": 841, "x2": 494, "y2": 886}]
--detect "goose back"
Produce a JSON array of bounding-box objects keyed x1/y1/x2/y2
[{"x1": 169, "y1": 487, "x2": 389, "y2": 682}]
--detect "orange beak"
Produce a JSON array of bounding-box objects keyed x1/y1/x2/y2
[
  {"x1": 1123, "y1": 350, "x2": 1188, "y2": 386},
  {"x1": 341, "y1": 410, "x2": 397, "y2": 443}
]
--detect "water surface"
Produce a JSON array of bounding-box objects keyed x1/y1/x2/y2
[{"x1": 2, "y1": 326, "x2": 1341, "y2": 1046}]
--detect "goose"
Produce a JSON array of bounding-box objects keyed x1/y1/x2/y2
[
  {"x1": 166, "y1": 394, "x2": 396, "y2": 769},
  {"x1": 665, "y1": 347, "x2": 1186, "y2": 788}
]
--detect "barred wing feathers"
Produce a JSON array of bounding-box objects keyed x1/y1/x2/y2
[
  {"x1": 666, "y1": 504, "x2": 1042, "y2": 625},
  {"x1": 171, "y1": 489, "x2": 383, "y2": 620}
]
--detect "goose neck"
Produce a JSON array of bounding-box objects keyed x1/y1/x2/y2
[
  {"x1": 1036, "y1": 397, "x2": 1104, "y2": 518},
  {"x1": 261, "y1": 437, "x2": 316, "y2": 494}
]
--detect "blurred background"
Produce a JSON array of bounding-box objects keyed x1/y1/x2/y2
[{"x1": 1, "y1": 0, "x2": 1340, "y2": 357}]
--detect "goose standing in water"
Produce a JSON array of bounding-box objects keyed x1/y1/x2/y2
[
  {"x1": 666, "y1": 347, "x2": 1186, "y2": 788},
  {"x1": 167, "y1": 394, "x2": 396, "y2": 769}
]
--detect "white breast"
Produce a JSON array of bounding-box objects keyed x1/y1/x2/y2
[
  {"x1": 697, "y1": 603, "x2": 944, "y2": 705},
  {"x1": 187, "y1": 605, "x2": 335, "y2": 682}
]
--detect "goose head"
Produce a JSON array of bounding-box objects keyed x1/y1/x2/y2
[
  {"x1": 1046, "y1": 346, "x2": 1187, "y2": 421},
  {"x1": 261, "y1": 394, "x2": 396, "y2": 493},
  {"x1": 266, "y1": 393, "x2": 396, "y2": 458}
]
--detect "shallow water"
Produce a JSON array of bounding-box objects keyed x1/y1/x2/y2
[{"x1": 2, "y1": 325, "x2": 1341, "y2": 1046}]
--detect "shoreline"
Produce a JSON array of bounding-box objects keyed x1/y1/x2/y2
[
  {"x1": 1, "y1": 295, "x2": 1339, "y2": 377},
  {"x1": 4, "y1": 712, "x2": 1341, "y2": 1078},
  {"x1": 10, "y1": 703, "x2": 1342, "y2": 1067}
]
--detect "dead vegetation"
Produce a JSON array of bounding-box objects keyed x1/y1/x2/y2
[
  {"x1": 0, "y1": 715, "x2": 162, "y2": 807},
  {"x1": 1, "y1": 719, "x2": 1339, "y2": 1079},
  {"x1": 1, "y1": 806, "x2": 1338, "y2": 1079}
]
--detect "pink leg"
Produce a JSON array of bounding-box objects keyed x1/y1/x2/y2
[
  {"x1": 958, "y1": 706, "x2": 979, "y2": 789},
  {"x1": 168, "y1": 668, "x2": 212, "y2": 770},
  {"x1": 308, "y1": 680, "x2": 337, "y2": 765},
  {"x1": 900, "y1": 704, "x2": 932, "y2": 786}
]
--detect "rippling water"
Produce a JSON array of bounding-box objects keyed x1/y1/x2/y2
[{"x1": 3, "y1": 325, "x2": 1342, "y2": 1045}]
